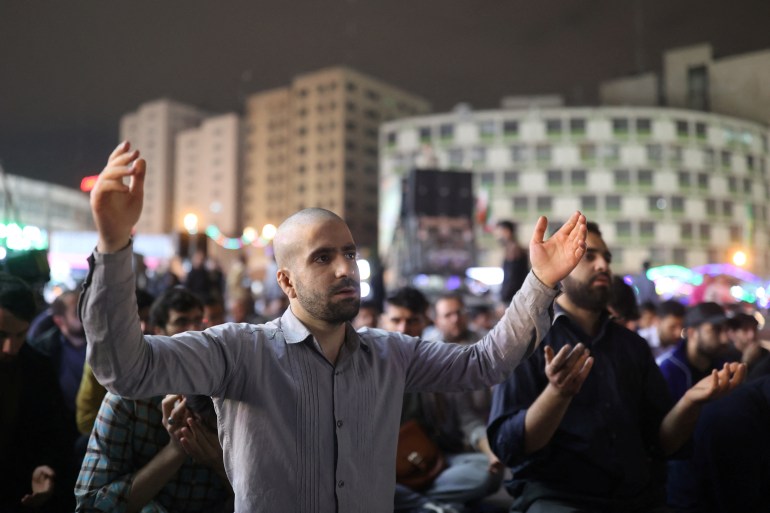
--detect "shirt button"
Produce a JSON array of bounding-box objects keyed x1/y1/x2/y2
[
  {"x1": 335, "y1": 371, "x2": 341, "y2": 376},
  {"x1": 338, "y1": 480, "x2": 345, "y2": 488},
  {"x1": 337, "y1": 420, "x2": 343, "y2": 428}
]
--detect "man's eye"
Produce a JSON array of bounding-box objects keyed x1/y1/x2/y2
[
  {"x1": 315, "y1": 255, "x2": 329, "y2": 263},
  {"x1": 346, "y1": 252, "x2": 357, "y2": 260}
]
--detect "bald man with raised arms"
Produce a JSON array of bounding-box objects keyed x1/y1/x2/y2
[{"x1": 80, "y1": 141, "x2": 587, "y2": 513}]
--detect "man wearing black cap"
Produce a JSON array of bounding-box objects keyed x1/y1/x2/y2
[
  {"x1": 658, "y1": 302, "x2": 733, "y2": 402},
  {"x1": 657, "y1": 301, "x2": 736, "y2": 511}
]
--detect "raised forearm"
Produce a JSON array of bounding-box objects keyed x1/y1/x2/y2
[
  {"x1": 659, "y1": 395, "x2": 702, "y2": 456},
  {"x1": 126, "y1": 443, "x2": 187, "y2": 513},
  {"x1": 523, "y1": 383, "x2": 573, "y2": 454}
]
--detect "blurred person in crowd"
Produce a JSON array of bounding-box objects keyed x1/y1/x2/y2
[
  {"x1": 75, "y1": 286, "x2": 230, "y2": 512},
  {"x1": 0, "y1": 273, "x2": 71, "y2": 512},
  {"x1": 637, "y1": 301, "x2": 658, "y2": 331},
  {"x1": 635, "y1": 261, "x2": 659, "y2": 306},
  {"x1": 608, "y1": 275, "x2": 641, "y2": 331},
  {"x1": 203, "y1": 296, "x2": 227, "y2": 328},
  {"x1": 425, "y1": 294, "x2": 483, "y2": 345},
  {"x1": 638, "y1": 300, "x2": 686, "y2": 359},
  {"x1": 468, "y1": 303, "x2": 497, "y2": 335},
  {"x1": 381, "y1": 287, "x2": 503, "y2": 513},
  {"x1": 726, "y1": 312, "x2": 770, "y2": 379},
  {"x1": 495, "y1": 220, "x2": 529, "y2": 305},
  {"x1": 352, "y1": 299, "x2": 380, "y2": 330}
]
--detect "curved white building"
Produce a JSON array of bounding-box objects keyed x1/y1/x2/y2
[{"x1": 380, "y1": 105, "x2": 770, "y2": 276}]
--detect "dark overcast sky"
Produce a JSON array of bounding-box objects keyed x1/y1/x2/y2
[{"x1": 2, "y1": 0, "x2": 769, "y2": 189}]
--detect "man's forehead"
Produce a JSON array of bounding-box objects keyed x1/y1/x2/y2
[
  {"x1": 384, "y1": 304, "x2": 419, "y2": 318},
  {"x1": 168, "y1": 308, "x2": 203, "y2": 318}
]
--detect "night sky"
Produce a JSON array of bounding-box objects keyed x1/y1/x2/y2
[{"x1": 2, "y1": 0, "x2": 769, "y2": 189}]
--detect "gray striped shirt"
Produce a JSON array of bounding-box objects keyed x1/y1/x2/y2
[{"x1": 80, "y1": 244, "x2": 557, "y2": 513}]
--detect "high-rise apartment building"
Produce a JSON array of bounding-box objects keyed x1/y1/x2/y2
[
  {"x1": 174, "y1": 113, "x2": 242, "y2": 237},
  {"x1": 120, "y1": 99, "x2": 205, "y2": 234},
  {"x1": 242, "y1": 66, "x2": 430, "y2": 255}
]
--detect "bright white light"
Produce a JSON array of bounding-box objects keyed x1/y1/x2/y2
[
  {"x1": 0, "y1": 247, "x2": 6, "y2": 260},
  {"x1": 261, "y1": 224, "x2": 277, "y2": 241},
  {"x1": 242, "y1": 226, "x2": 257, "y2": 242},
  {"x1": 357, "y1": 259, "x2": 371, "y2": 280},
  {"x1": 732, "y1": 251, "x2": 748, "y2": 267},
  {"x1": 656, "y1": 198, "x2": 667, "y2": 210},
  {"x1": 730, "y1": 285, "x2": 744, "y2": 300},
  {"x1": 209, "y1": 201, "x2": 223, "y2": 214},
  {"x1": 360, "y1": 282, "x2": 371, "y2": 298},
  {"x1": 183, "y1": 213, "x2": 198, "y2": 233},
  {"x1": 466, "y1": 267, "x2": 504, "y2": 286}
]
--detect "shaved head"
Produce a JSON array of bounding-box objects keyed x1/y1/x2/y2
[{"x1": 273, "y1": 208, "x2": 347, "y2": 269}]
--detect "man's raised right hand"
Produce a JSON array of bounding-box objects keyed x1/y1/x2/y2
[{"x1": 90, "y1": 141, "x2": 146, "y2": 253}]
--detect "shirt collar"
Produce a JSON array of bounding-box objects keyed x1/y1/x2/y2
[
  {"x1": 552, "y1": 302, "x2": 613, "y2": 345},
  {"x1": 279, "y1": 306, "x2": 368, "y2": 352}
]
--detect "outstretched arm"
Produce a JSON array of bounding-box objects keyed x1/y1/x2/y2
[
  {"x1": 90, "y1": 141, "x2": 146, "y2": 253},
  {"x1": 529, "y1": 211, "x2": 587, "y2": 288},
  {"x1": 659, "y1": 362, "x2": 746, "y2": 455}
]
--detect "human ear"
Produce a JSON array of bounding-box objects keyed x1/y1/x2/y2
[{"x1": 277, "y1": 269, "x2": 297, "y2": 299}]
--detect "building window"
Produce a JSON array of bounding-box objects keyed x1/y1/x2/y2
[
  {"x1": 746, "y1": 155, "x2": 755, "y2": 171},
  {"x1": 536, "y1": 196, "x2": 552, "y2": 211},
  {"x1": 678, "y1": 171, "x2": 691, "y2": 188},
  {"x1": 640, "y1": 221, "x2": 655, "y2": 239},
  {"x1": 386, "y1": 132, "x2": 397, "y2": 146},
  {"x1": 681, "y1": 223, "x2": 693, "y2": 240},
  {"x1": 439, "y1": 124, "x2": 454, "y2": 140},
  {"x1": 510, "y1": 145, "x2": 528, "y2": 163},
  {"x1": 672, "y1": 247, "x2": 687, "y2": 265},
  {"x1": 571, "y1": 169, "x2": 587, "y2": 187},
  {"x1": 580, "y1": 143, "x2": 597, "y2": 162},
  {"x1": 638, "y1": 169, "x2": 653, "y2": 188},
  {"x1": 613, "y1": 169, "x2": 630, "y2": 188},
  {"x1": 676, "y1": 120, "x2": 689, "y2": 138},
  {"x1": 570, "y1": 119, "x2": 586, "y2": 135},
  {"x1": 695, "y1": 122, "x2": 707, "y2": 140},
  {"x1": 706, "y1": 199, "x2": 717, "y2": 216},
  {"x1": 723, "y1": 200, "x2": 733, "y2": 217},
  {"x1": 606, "y1": 195, "x2": 622, "y2": 212},
  {"x1": 545, "y1": 119, "x2": 562, "y2": 136},
  {"x1": 513, "y1": 195, "x2": 528, "y2": 212},
  {"x1": 636, "y1": 118, "x2": 652, "y2": 135},
  {"x1": 703, "y1": 148, "x2": 715, "y2": 168},
  {"x1": 581, "y1": 195, "x2": 597, "y2": 211},
  {"x1": 503, "y1": 170, "x2": 519, "y2": 187},
  {"x1": 419, "y1": 127, "x2": 431, "y2": 142},
  {"x1": 743, "y1": 178, "x2": 752, "y2": 194},
  {"x1": 601, "y1": 143, "x2": 620, "y2": 162},
  {"x1": 671, "y1": 196, "x2": 685, "y2": 213},
  {"x1": 535, "y1": 144, "x2": 551, "y2": 162},
  {"x1": 728, "y1": 177, "x2": 737, "y2": 193},
  {"x1": 647, "y1": 144, "x2": 663, "y2": 163},
  {"x1": 721, "y1": 150, "x2": 732, "y2": 168},
  {"x1": 503, "y1": 120, "x2": 519, "y2": 137},
  {"x1": 479, "y1": 172, "x2": 495, "y2": 186},
  {"x1": 730, "y1": 225, "x2": 742, "y2": 244},
  {"x1": 612, "y1": 118, "x2": 629, "y2": 135},
  {"x1": 700, "y1": 224, "x2": 714, "y2": 241},
  {"x1": 687, "y1": 65, "x2": 710, "y2": 111},
  {"x1": 478, "y1": 121, "x2": 496, "y2": 139},
  {"x1": 546, "y1": 170, "x2": 563, "y2": 187},
  {"x1": 697, "y1": 173, "x2": 709, "y2": 190},
  {"x1": 670, "y1": 145, "x2": 683, "y2": 164},
  {"x1": 616, "y1": 221, "x2": 631, "y2": 238}
]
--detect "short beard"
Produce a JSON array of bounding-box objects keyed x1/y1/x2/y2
[
  {"x1": 562, "y1": 275, "x2": 610, "y2": 312},
  {"x1": 295, "y1": 280, "x2": 360, "y2": 324}
]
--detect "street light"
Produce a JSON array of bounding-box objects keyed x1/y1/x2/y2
[
  {"x1": 183, "y1": 213, "x2": 199, "y2": 262},
  {"x1": 732, "y1": 250, "x2": 748, "y2": 267}
]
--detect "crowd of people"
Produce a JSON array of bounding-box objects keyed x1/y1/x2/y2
[{"x1": 0, "y1": 141, "x2": 766, "y2": 513}]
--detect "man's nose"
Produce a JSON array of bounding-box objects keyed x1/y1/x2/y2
[{"x1": 335, "y1": 256, "x2": 357, "y2": 277}]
